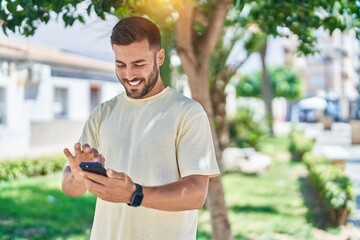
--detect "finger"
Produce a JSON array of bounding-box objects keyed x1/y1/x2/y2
[
  {"x1": 83, "y1": 177, "x2": 104, "y2": 193},
  {"x1": 82, "y1": 171, "x2": 107, "y2": 185},
  {"x1": 91, "y1": 148, "x2": 100, "y2": 160},
  {"x1": 107, "y1": 169, "x2": 125, "y2": 180},
  {"x1": 99, "y1": 154, "x2": 105, "y2": 165},
  {"x1": 63, "y1": 148, "x2": 75, "y2": 161},
  {"x1": 83, "y1": 177, "x2": 102, "y2": 193},
  {"x1": 74, "y1": 143, "x2": 82, "y2": 155},
  {"x1": 82, "y1": 143, "x2": 91, "y2": 153}
]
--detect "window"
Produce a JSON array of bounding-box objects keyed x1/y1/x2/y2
[
  {"x1": 0, "y1": 88, "x2": 6, "y2": 125},
  {"x1": 53, "y1": 87, "x2": 68, "y2": 118},
  {"x1": 90, "y1": 85, "x2": 101, "y2": 111}
]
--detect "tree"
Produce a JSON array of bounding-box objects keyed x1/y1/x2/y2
[
  {"x1": 1, "y1": 0, "x2": 233, "y2": 239},
  {"x1": 209, "y1": 12, "x2": 250, "y2": 151},
  {"x1": 238, "y1": 0, "x2": 360, "y2": 135},
  {"x1": 174, "y1": 2, "x2": 233, "y2": 239}
]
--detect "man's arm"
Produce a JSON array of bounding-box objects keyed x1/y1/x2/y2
[
  {"x1": 80, "y1": 169, "x2": 210, "y2": 211},
  {"x1": 142, "y1": 174, "x2": 210, "y2": 211}
]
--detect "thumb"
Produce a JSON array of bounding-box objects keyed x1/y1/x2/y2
[{"x1": 106, "y1": 168, "x2": 122, "y2": 179}]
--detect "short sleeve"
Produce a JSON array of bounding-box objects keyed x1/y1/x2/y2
[
  {"x1": 78, "y1": 108, "x2": 101, "y2": 149},
  {"x1": 176, "y1": 112, "x2": 220, "y2": 178}
]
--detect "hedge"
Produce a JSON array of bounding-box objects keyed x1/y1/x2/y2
[
  {"x1": 0, "y1": 155, "x2": 66, "y2": 181},
  {"x1": 288, "y1": 128, "x2": 314, "y2": 161},
  {"x1": 303, "y1": 153, "x2": 355, "y2": 226}
]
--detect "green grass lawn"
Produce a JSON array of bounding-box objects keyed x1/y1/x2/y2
[
  {"x1": 0, "y1": 173, "x2": 96, "y2": 240},
  {"x1": 0, "y1": 137, "x2": 338, "y2": 240},
  {"x1": 197, "y1": 161, "x2": 313, "y2": 240}
]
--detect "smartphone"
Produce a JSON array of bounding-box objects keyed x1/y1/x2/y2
[{"x1": 79, "y1": 162, "x2": 107, "y2": 177}]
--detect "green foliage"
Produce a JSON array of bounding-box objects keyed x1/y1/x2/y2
[
  {"x1": 2, "y1": 1, "x2": 359, "y2": 50},
  {"x1": 288, "y1": 128, "x2": 314, "y2": 161},
  {"x1": 303, "y1": 153, "x2": 355, "y2": 225},
  {"x1": 238, "y1": 0, "x2": 360, "y2": 55},
  {"x1": 243, "y1": 31, "x2": 267, "y2": 53},
  {"x1": 0, "y1": 155, "x2": 66, "y2": 181},
  {"x1": 0, "y1": 0, "x2": 89, "y2": 36},
  {"x1": 271, "y1": 67, "x2": 303, "y2": 99},
  {"x1": 236, "y1": 67, "x2": 303, "y2": 99},
  {"x1": 228, "y1": 106, "x2": 269, "y2": 149},
  {"x1": 236, "y1": 71, "x2": 262, "y2": 97}
]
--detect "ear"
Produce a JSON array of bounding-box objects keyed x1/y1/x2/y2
[{"x1": 157, "y1": 48, "x2": 165, "y2": 66}]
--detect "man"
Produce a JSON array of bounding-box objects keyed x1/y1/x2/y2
[{"x1": 61, "y1": 16, "x2": 220, "y2": 240}]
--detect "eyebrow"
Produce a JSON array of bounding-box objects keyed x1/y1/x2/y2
[{"x1": 115, "y1": 59, "x2": 147, "y2": 65}]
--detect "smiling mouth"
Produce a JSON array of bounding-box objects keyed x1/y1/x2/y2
[{"x1": 128, "y1": 80, "x2": 142, "y2": 86}]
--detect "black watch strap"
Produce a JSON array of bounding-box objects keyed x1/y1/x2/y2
[{"x1": 127, "y1": 183, "x2": 144, "y2": 207}]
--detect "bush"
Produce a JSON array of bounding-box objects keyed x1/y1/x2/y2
[
  {"x1": 228, "y1": 106, "x2": 269, "y2": 149},
  {"x1": 288, "y1": 128, "x2": 314, "y2": 161},
  {"x1": 236, "y1": 67, "x2": 303, "y2": 99},
  {"x1": 303, "y1": 153, "x2": 355, "y2": 226},
  {"x1": 0, "y1": 155, "x2": 66, "y2": 181}
]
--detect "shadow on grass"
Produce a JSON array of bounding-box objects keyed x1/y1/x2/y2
[
  {"x1": 0, "y1": 184, "x2": 96, "y2": 240},
  {"x1": 298, "y1": 176, "x2": 332, "y2": 229},
  {"x1": 230, "y1": 204, "x2": 278, "y2": 214}
]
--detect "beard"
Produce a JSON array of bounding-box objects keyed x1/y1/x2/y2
[{"x1": 117, "y1": 63, "x2": 159, "y2": 99}]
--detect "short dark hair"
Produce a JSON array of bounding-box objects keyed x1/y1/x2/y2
[{"x1": 111, "y1": 16, "x2": 161, "y2": 50}]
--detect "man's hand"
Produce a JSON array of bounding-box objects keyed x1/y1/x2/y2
[
  {"x1": 81, "y1": 169, "x2": 135, "y2": 203},
  {"x1": 63, "y1": 143, "x2": 105, "y2": 181}
]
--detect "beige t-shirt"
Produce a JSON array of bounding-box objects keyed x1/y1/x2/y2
[{"x1": 78, "y1": 87, "x2": 220, "y2": 240}]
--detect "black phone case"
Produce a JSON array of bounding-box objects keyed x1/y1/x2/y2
[{"x1": 79, "y1": 162, "x2": 107, "y2": 177}]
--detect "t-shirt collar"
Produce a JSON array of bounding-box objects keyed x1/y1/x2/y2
[{"x1": 123, "y1": 86, "x2": 170, "y2": 103}]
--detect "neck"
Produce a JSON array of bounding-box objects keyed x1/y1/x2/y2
[{"x1": 153, "y1": 78, "x2": 167, "y2": 94}]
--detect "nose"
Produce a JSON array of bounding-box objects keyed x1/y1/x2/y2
[{"x1": 123, "y1": 67, "x2": 137, "y2": 80}]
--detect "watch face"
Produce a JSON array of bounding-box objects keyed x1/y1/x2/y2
[
  {"x1": 132, "y1": 193, "x2": 144, "y2": 207},
  {"x1": 128, "y1": 183, "x2": 144, "y2": 207}
]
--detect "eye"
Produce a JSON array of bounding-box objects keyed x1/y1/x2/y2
[
  {"x1": 116, "y1": 64, "x2": 126, "y2": 69},
  {"x1": 134, "y1": 64, "x2": 145, "y2": 68}
]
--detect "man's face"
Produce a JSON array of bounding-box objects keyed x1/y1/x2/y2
[{"x1": 113, "y1": 39, "x2": 163, "y2": 99}]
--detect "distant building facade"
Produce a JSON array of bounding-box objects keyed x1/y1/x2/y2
[
  {"x1": 288, "y1": 29, "x2": 360, "y2": 122},
  {"x1": 230, "y1": 30, "x2": 359, "y2": 123},
  {"x1": 0, "y1": 39, "x2": 122, "y2": 159}
]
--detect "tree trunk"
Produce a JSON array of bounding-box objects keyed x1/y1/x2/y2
[
  {"x1": 210, "y1": 53, "x2": 250, "y2": 151},
  {"x1": 179, "y1": 51, "x2": 232, "y2": 240},
  {"x1": 199, "y1": 84, "x2": 232, "y2": 240},
  {"x1": 259, "y1": 39, "x2": 274, "y2": 136},
  {"x1": 175, "y1": 1, "x2": 233, "y2": 239},
  {"x1": 210, "y1": 81, "x2": 229, "y2": 151}
]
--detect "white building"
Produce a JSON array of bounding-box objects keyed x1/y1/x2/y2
[
  {"x1": 229, "y1": 30, "x2": 360, "y2": 123},
  {"x1": 299, "y1": 29, "x2": 360, "y2": 122},
  {"x1": 0, "y1": 39, "x2": 122, "y2": 159}
]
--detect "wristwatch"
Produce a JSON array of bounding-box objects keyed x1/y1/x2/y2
[{"x1": 127, "y1": 183, "x2": 144, "y2": 207}]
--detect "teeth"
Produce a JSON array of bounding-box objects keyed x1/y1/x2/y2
[{"x1": 129, "y1": 80, "x2": 141, "y2": 86}]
